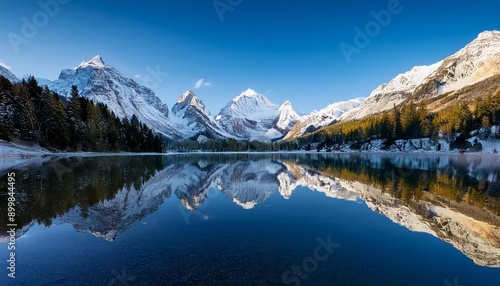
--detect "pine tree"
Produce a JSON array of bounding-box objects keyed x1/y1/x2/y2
[
  {"x1": 86, "y1": 100, "x2": 98, "y2": 148},
  {"x1": 67, "y1": 86, "x2": 87, "y2": 144},
  {"x1": 153, "y1": 135, "x2": 163, "y2": 152},
  {"x1": 400, "y1": 102, "x2": 419, "y2": 139},
  {"x1": 379, "y1": 113, "x2": 392, "y2": 139},
  {"x1": 0, "y1": 75, "x2": 12, "y2": 91},
  {"x1": 391, "y1": 105, "x2": 402, "y2": 139},
  {"x1": 11, "y1": 80, "x2": 38, "y2": 140},
  {"x1": 417, "y1": 102, "x2": 432, "y2": 138},
  {"x1": 38, "y1": 86, "x2": 70, "y2": 148}
]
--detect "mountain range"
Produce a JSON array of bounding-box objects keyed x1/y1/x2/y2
[
  {"x1": 342, "y1": 30, "x2": 500, "y2": 120},
  {"x1": 2, "y1": 30, "x2": 500, "y2": 143}
]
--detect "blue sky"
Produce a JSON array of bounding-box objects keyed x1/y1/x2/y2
[{"x1": 1, "y1": 0, "x2": 500, "y2": 115}]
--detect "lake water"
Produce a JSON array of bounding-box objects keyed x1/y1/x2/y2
[{"x1": 1, "y1": 153, "x2": 500, "y2": 285}]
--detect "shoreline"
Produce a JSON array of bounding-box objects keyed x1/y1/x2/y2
[
  {"x1": 1, "y1": 139, "x2": 498, "y2": 159},
  {"x1": 0, "y1": 140, "x2": 498, "y2": 173}
]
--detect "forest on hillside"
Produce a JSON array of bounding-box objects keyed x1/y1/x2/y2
[
  {"x1": 296, "y1": 87, "x2": 500, "y2": 151},
  {"x1": 0, "y1": 75, "x2": 163, "y2": 152},
  {"x1": 1, "y1": 74, "x2": 500, "y2": 153}
]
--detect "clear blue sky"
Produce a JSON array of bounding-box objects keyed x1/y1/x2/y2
[{"x1": 1, "y1": 0, "x2": 500, "y2": 115}]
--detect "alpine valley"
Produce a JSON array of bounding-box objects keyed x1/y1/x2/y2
[{"x1": 1, "y1": 30, "x2": 500, "y2": 151}]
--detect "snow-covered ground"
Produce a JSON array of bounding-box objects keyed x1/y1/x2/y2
[
  {"x1": 1, "y1": 135, "x2": 500, "y2": 172},
  {"x1": 0, "y1": 140, "x2": 52, "y2": 171},
  {"x1": 0, "y1": 140, "x2": 165, "y2": 172},
  {"x1": 316, "y1": 137, "x2": 500, "y2": 154}
]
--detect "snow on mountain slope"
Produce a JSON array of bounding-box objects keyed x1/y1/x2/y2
[
  {"x1": 425, "y1": 30, "x2": 500, "y2": 95},
  {"x1": 219, "y1": 88, "x2": 279, "y2": 119},
  {"x1": 216, "y1": 89, "x2": 298, "y2": 141},
  {"x1": 274, "y1": 100, "x2": 300, "y2": 132},
  {"x1": 38, "y1": 58, "x2": 301, "y2": 142},
  {"x1": 284, "y1": 97, "x2": 364, "y2": 140},
  {"x1": 171, "y1": 90, "x2": 232, "y2": 140},
  {"x1": 343, "y1": 30, "x2": 500, "y2": 120},
  {"x1": 44, "y1": 55, "x2": 183, "y2": 139},
  {"x1": 342, "y1": 63, "x2": 441, "y2": 120},
  {"x1": 0, "y1": 64, "x2": 17, "y2": 83}
]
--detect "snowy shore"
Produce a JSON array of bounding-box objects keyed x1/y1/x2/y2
[
  {"x1": 316, "y1": 137, "x2": 500, "y2": 154},
  {"x1": 1, "y1": 137, "x2": 499, "y2": 171}
]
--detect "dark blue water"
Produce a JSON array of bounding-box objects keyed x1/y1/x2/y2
[{"x1": 1, "y1": 154, "x2": 499, "y2": 285}]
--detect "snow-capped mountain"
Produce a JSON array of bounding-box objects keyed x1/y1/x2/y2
[
  {"x1": 432, "y1": 30, "x2": 500, "y2": 95},
  {"x1": 216, "y1": 88, "x2": 296, "y2": 141},
  {"x1": 42, "y1": 55, "x2": 184, "y2": 139},
  {"x1": 171, "y1": 90, "x2": 231, "y2": 140},
  {"x1": 274, "y1": 100, "x2": 300, "y2": 133},
  {"x1": 284, "y1": 97, "x2": 364, "y2": 140},
  {"x1": 343, "y1": 30, "x2": 500, "y2": 120},
  {"x1": 342, "y1": 64, "x2": 440, "y2": 120},
  {"x1": 0, "y1": 64, "x2": 17, "y2": 83},
  {"x1": 36, "y1": 57, "x2": 300, "y2": 141}
]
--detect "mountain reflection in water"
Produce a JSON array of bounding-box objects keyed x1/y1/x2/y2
[{"x1": 1, "y1": 153, "x2": 499, "y2": 268}]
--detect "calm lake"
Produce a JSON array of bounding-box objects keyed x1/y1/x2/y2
[{"x1": 1, "y1": 153, "x2": 500, "y2": 285}]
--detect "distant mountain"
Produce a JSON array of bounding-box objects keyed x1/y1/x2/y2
[
  {"x1": 343, "y1": 30, "x2": 500, "y2": 120},
  {"x1": 284, "y1": 97, "x2": 364, "y2": 140},
  {"x1": 216, "y1": 88, "x2": 298, "y2": 141},
  {"x1": 171, "y1": 90, "x2": 231, "y2": 140},
  {"x1": 42, "y1": 55, "x2": 184, "y2": 139},
  {"x1": 274, "y1": 100, "x2": 300, "y2": 133},
  {"x1": 35, "y1": 57, "x2": 302, "y2": 142},
  {"x1": 0, "y1": 64, "x2": 17, "y2": 83}
]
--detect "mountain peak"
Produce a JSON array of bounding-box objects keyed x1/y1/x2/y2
[
  {"x1": 173, "y1": 90, "x2": 207, "y2": 116},
  {"x1": 178, "y1": 90, "x2": 197, "y2": 103},
  {"x1": 476, "y1": 30, "x2": 500, "y2": 40},
  {"x1": 276, "y1": 100, "x2": 300, "y2": 131},
  {"x1": 234, "y1": 88, "x2": 259, "y2": 101},
  {"x1": 242, "y1": 88, "x2": 258, "y2": 96},
  {"x1": 278, "y1": 100, "x2": 296, "y2": 114},
  {"x1": 281, "y1": 100, "x2": 291, "y2": 107},
  {"x1": 78, "y1": 55, "x2": 105, "y2": 68}
]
